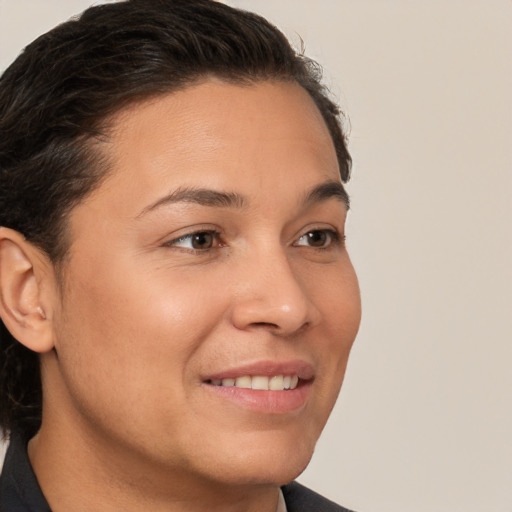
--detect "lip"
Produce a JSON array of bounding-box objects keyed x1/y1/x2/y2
[{"x1": 201, "y1": 360, "x2": 314, "y2": 414}]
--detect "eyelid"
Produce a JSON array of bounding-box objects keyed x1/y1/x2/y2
[
  {"x1": 293, "y1": 227, "x2": 344, "y2": 248},
  {"x1": 161, "y1": 224, "x2": 344, "y2": 252},
  {"x1": 163, "y1": 227, "x2": 224, "y2": 251}
]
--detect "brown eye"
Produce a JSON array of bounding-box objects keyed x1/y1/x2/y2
[
  {"x1": 305, "y1": 230, "x2": 328, "y2": 247},
  {"x1": 168, "y1": 230, "x2": 219, "y2": 251},
  {"x1": 190, "y1": 232, "x2": 214, "y2": 249},
  {"x1": 295, "y1": 229, "x2": 339, "y2": 248}
]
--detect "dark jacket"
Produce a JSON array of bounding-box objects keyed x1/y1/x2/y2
[{"x1": 282, "y1": 481, "x2": 355, "y2": 512}]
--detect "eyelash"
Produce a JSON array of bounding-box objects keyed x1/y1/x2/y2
[
  {"x1": 165, "y1": 228, "x2": 344, "y2": 253},
  {"x1": 293, "y1": 229, "x2": 344, "y2": 250},
  {"x1": 166, "y1": 230, "x2": 224, "y2": 252}
]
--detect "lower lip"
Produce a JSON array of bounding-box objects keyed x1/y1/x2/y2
[{"x1": 203, "y1": 381, "x2": 311, "y2": 414}]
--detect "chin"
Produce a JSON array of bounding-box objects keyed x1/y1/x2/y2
[
  {"x1": 193, "y1": 430, "x2": 317, "y2": 488},
  {"x1": 204, "y1": 455, "x2": 313, "y2": 489}
]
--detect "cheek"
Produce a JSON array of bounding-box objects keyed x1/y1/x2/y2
[
  {"x1": 312, "y1": 261, "x2": 361, "y2": 398},
  {"x1": 313, "y1": 258, "x2": 361, "y2": 342},
  {"x1": 53, "y1": 256, "x2": 229, "y2": 414}
]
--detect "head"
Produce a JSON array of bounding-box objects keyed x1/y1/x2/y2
[{"x1": 0, "y1": 0, "x2": 359, "y2": 491}]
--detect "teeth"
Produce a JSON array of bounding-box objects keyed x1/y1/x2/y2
[
  {"x1": 210, "y1": 375, "x2": 300, "y2": 391},
  {"x1": 251, "y1": 376, "x2": 269, "y2": 390},
  {"x1": 235, "y1": 376, "x2": 252, "y2": 389},
  {"x1": 269, "y1": 375, "x2": 284, "y2": 390}
]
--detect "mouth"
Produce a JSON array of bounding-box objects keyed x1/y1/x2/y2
[
  {"x1": 202, "y1": 361, "x2": 313, "y2": 414},
  {"x1": 205, "y1": 374, "x2": 300, "y2": 391}
]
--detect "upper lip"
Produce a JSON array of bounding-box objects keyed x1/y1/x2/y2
[{"x1": 202, "y1": 360, "x2": 315, "y2": 382}]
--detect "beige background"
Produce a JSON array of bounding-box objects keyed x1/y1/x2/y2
[{"x1": 1, "y1": 1, "x2": 511, "y2": 511}]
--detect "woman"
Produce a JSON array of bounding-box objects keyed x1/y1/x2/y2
[{"x1": 0, "y1": 1, "x2": 361, "y2": 510}]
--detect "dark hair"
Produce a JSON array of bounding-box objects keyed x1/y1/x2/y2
[{"x1": 0, "y1": 0, "x2": 351, "y2": 437}]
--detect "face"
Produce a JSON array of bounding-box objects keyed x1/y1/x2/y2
[{"x1": 45, "y1": 80, "x2": 361, "y2": 489}]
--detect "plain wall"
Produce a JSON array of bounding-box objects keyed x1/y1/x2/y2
[{"x1": 1, "y1": 2, "x2": 511, "y2": 511}]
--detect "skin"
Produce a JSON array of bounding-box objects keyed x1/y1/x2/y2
[{"x1": 23, "y1": 80, "x2": 361, "y2": 512}]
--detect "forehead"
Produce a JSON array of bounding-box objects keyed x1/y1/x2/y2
[{"x1": 77, "y1": 79, "x2": 340, "y2": 218}]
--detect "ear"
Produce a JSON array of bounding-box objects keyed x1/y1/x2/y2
[{"x1": 0, "y1": 227, "x2": 56, "y2": 353}]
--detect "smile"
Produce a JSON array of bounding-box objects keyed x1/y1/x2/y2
[{"x1": 207, "y1": 375, "x2": 300, "y2": 391}]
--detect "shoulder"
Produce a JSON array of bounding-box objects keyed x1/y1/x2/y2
[{"x1": 281, "y1": 481, "x2": 356, "y2": 512}]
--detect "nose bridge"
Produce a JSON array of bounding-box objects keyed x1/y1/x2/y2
[{"x1": 231, "y1": 241, "x2": 318, "y2": 335}]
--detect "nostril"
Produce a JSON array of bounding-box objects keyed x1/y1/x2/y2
[
  {"x1": 231, "y1": 289, "x2": 317, "y2": 335},
  {"x1": 249, "y1": 320, "x2": 310, "y2": 335},
  {"x1": 252, "y1": 321, "x2": 279, "y2": 329}
]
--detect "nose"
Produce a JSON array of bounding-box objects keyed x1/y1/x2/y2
[{"x1": 230, "y1": 249, "x2": 320, "y2": 336}]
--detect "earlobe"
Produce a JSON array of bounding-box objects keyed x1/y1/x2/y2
[{"x1": 0, "y1": 227, "x2": 55, "y2": 353}]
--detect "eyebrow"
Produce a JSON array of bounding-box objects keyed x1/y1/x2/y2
[
  {"x1": 137, "y1": 179, "x2": 349, "y2": 219},
  {"x1": 136, "y1": 186, "x2": 246, "y2": 218},
  {"x1": 303, "y1": 180, "x2": 350, "y2": 210}
]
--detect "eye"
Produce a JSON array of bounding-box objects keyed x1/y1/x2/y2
[
  {"x1": 166, "y1": 230, "x2": 221, "y2": 251},
  {"x1": 294, "y1": 229, "x2": 341, "y2": 248}
]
